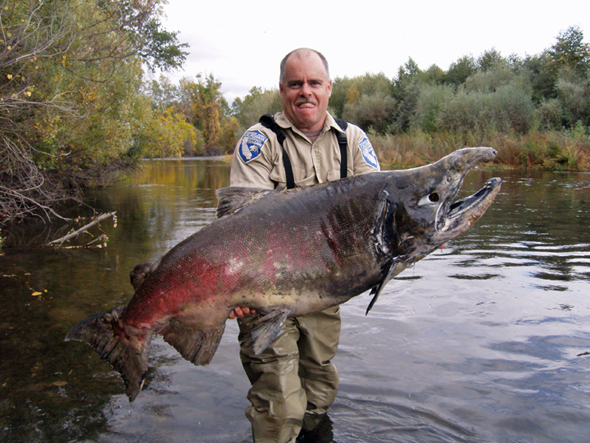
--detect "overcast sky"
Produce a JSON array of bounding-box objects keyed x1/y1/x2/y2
[{"x1": 160, "y1": 0, "x2": 590, "y2": 103}]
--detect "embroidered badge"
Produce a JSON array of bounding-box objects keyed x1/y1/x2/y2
[
  {"x1": 359, "y1": 137, "x2": 379, "y2": 168},
  {"x1": 238, "y1": 130, "x2": 267, "y2": 163}
]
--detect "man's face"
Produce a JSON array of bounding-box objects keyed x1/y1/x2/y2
[{"x1": 279, "y1": 52, "x2": 332, "y2": 131}]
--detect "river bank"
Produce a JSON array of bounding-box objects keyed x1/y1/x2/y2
[{"x1": 370, "y1": 129, "x2": 590, "y2": 171}]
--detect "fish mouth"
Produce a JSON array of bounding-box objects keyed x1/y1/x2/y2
[{"x1": 439, "y1": 177, "x2": 502, "y2": 234}]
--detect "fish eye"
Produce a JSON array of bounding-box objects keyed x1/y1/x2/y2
[{"x1": 418, "y1": 192, "x2": 441, "y2": 206}]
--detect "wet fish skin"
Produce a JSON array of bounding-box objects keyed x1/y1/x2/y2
[{"x1": 65, "y1": 147, "x2": 501, "y2": 401}]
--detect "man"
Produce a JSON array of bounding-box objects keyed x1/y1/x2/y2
[{"x1": 228, "y1": 48, "x2": 380, "y2": 443}]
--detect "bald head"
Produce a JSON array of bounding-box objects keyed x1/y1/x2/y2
[{"x1": 279, "y1": 48, "x2": 330, "y2": 86}]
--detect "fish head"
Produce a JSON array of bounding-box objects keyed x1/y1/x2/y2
[{"x1": 383, "y1": 147, "x2": 501, "y2": 262}]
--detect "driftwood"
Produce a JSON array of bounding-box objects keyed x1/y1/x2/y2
[{"x1": 46, "y1": 212, "x2": 116, "y2": 247}]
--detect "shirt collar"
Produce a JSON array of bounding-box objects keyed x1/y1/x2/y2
[{"x1": 274, "y1": 111, "x2": 343, "y2": 135}]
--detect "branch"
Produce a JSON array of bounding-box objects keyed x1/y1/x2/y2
[{"x1": 45, "y1": 211, "x2": 116, "y2": 247}]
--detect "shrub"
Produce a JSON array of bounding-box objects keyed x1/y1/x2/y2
[
  {"x1": 342, "y1": 93, "x2": 396, "y2": 133},
  {"x1": 535, "y1": 99, "x2": 563, "y2": 130},
  {"x1": 410, "y1": 84, "x2": 455, "y2": 132}
]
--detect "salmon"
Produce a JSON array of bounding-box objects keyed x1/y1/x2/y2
[{"x1": 65, "y1": 147, "x2": 501, "y2": 401}]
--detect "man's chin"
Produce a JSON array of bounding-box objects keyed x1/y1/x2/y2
[{"x1": 293, "y1": 112, "x2": 320, "y2": 126}]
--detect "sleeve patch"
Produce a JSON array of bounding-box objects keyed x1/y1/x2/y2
[
  {"x1": 238, "y1": 130, "x2": 267, "y2": 163},
  {"x1": 358, "y1": 137, "x2": 379, "y2": 169}
]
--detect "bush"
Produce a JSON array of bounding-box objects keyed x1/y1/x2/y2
[
  {"x1": 410, "y1": 84, "x2": 455, "y2": 132},
  {"x1": 438, "y1": 85, "x2": 533, "y2": 134},
  {"x1": 342, "y1": 93, "x2": 397, "y2": 133},
  {"x1": 535, "y1": 99, "x2": 563, "y2": 130}
]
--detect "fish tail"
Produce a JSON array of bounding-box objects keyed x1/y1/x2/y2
[{"x1": 65, "y1": 306, "x2": 150, "y2": 402}]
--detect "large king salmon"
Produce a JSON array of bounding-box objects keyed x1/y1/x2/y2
[{"x1": 66, "y1": 147, "x2": 502, "y2": 401}]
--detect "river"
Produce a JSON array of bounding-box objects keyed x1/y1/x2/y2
[{"x1": 1, "y1": 158, "x2": 589, "y2": 442}]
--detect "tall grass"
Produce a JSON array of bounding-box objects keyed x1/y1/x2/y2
[{"x1": 371, "y1": 129, "x2": 590, "y2": 171}]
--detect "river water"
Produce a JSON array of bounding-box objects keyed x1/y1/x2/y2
[{"x1": 1, "y1": 158, "x2": 589, "y2": 443}]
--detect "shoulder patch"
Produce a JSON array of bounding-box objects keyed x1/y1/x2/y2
[
  {"x1": 238, "y1": 130, "x2": 268, "y2": 163},
  {"x1": 358, "y1": 137, "x2": 379, "y2": 169}
]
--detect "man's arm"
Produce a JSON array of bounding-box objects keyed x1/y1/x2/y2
[
  {"x1": 342, "y1": 123, "x2": 381, "y2": 175},
  {"x1": 226, "y1": 127, "x2": 277, "y2": 319}
]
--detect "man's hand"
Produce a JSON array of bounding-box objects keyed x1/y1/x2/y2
[{"x1": 229, "y1": 307, "x2": 257, "y2": 320}]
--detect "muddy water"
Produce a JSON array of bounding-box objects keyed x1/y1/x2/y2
[{"x1": 1, "y1": 158, "x2": 589, "y2": 443}]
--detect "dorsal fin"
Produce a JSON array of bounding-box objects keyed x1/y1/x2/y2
[{"x1": 216, "y1": 187, "x2": 275, "y2": 218}]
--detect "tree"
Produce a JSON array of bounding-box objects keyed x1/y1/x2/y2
[
  {"x1": 180, "y1": 74, "x2": 224, "y2": 147},
  {"x1": 555, "y1": 67, "x2": 590, "y2": 127},
  {"x1": 0, "y1": 0, "x2": 188, "y2": 224},
  {"x1": 548, "y1": 26, "x2": 590, "y2": 79},
  {"x1": 0, "y1": 0, "x2": 81, "y2": 221},
  {"x1": 392, "y1": 58, "x2": 423, "y2": 100},
  {"x1": 522, "y1": 52, "x2": 556, "y2": 101},
  {"x1": 444, "y1": 55, "x2": 477, "y2": 86},
  {"x1": 232, "y1": 86, "x2": 281, "y2": 129},
  {"x1": 477, "y1": 49, "x2": 506, "y2": 72},
  {"x1": 345, "y1": 84, "x2": 360, "y2": 104},
  {"x1": 342, "y1": 93, "x2": 396, "y2": 133}
]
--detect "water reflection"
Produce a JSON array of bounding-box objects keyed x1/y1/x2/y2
[{"x1": 0, "y1": 160, "x2": 589, "y2": 443}]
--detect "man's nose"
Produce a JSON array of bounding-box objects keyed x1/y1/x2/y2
[{"x1": 300, "y1": 82, "x2": 312, "y2": 96}]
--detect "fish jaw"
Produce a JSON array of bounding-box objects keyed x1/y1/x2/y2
[
  {"x1": 438, "y1": 177, "x2": 502, "y2": 238},
  {"x1": 380, "y1": 147, "x2": 501, "y2": 264}
]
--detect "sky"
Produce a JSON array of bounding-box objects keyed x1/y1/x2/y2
[{"x1": 160, "y1": 0, "x2": 590, "y2": 104}]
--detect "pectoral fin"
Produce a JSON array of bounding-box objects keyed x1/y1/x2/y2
[
  {"x1": 366, "y1": 259, "x2": 406, "y2": 315},
  {"x1": 250, "y1": 308, "x2": 291, "y2": 354}
]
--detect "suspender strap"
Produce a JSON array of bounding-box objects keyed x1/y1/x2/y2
[
  {"x1": 259, "y1": 114, "x2": 348, "y2": 190},
  {"x1": 334, "y1": 118, "x2": 348, "y2": 181},
  {"x1": 259, "y1": 114, "x2": 295, "y2": 189}
]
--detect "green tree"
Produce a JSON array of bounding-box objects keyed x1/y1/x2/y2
[
  {"x1": 548, "y1": 26, "x2": 590, "y2": 79},
  {"x1": 477, "y1": 49, "x2": 506, "y2": 72},
  {"x1": 232, "y1": 86, "x2": 281, "y2": 129},
  {"x1": 522, "y1": 52, "x2": 556, "y2": 101},
  {"x1": 147, "y1": 75, "x2": 180, "y2": 112},
  {"x1": 423, "y1": 64, "x2": 445, "y2": 84},
  {"x1": 342, "y1": 93, "x2": 396, "y2": 133},
  {"x1": 444, "y1": 55, "x2": 477, "y2": 86},
  {"x1": 0, "y1": 0, "x2": 188, "y2": 224},
  {"x1": 555, "y1": 67, "x2": 590, "y2": 127},
  {"x1": 332, "y1": 73, "x2": 393, "y2": 118},
  {"x1": 411, "y1": 84, "x2": 455, "y2": 132}
]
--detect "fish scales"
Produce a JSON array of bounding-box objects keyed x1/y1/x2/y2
[{"x1": 65, "y1": 147, "x2": 502, "y2": 401}]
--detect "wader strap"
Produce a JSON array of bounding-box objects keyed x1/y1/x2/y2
[
  {"x1": 259, "y1": 114, "x2": 295, "y2": 189},
  {"x1": 259, "y1": 114, "x2": 348, "y2": 190},
  {"x1": 334, "y1": 118, "x2": 348, "y2": 181}
]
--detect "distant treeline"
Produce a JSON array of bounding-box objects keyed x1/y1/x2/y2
[
  {"x1": 1, "y1": 0, "x2": 589, "y2": 225},
  {"x1": 230, "y1": 26, "x2": 590, "y2": 171},
  {"x1": 148, "y1": 26, "x2": 590, "y2": 169}
]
